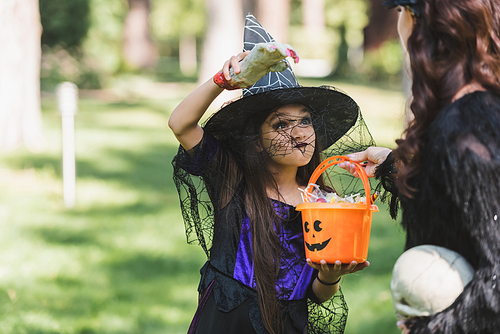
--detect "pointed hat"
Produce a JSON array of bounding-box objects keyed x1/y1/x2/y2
[
  {"x1": 241, "y1": 14, "x2": 299, "y2": 97},
  {"x1": 204, "y1": 14, "x2": 360, "y2": 152}
]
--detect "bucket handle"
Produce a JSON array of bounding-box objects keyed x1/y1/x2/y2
[{"x1": 303, "y1": 155, "x2": 372, "y2": 209}]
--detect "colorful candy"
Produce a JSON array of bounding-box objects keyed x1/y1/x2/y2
[{"x1": 298, "y1": 183, "x2": 379, "y2": 204}]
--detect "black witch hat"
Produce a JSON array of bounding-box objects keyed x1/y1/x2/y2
[{"x1": 204, "y1": 14, "x2": 361, "y2": 153}]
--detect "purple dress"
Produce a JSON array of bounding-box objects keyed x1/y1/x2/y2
[{"x1": 172, "y1": 131, "x2": 348, "y2": 334}]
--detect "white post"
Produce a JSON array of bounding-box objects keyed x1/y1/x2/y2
[{"x1": 56, "y1": 82, "x2": 78, "y2": 208}]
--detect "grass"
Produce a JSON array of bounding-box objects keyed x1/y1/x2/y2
[{"x1": 0, "y1": 77, "x2": 406, "y2": 333}]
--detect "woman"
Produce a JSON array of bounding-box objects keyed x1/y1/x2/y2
[
  {"x1": 169, "y1": 14, "x2": 372, "y2": 334},
  {"x1": 343, "y1": 0, "x2": 500, "y2": 332}
]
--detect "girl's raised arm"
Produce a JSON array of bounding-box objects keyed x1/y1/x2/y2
[
  {"x1": 168, "y1": 78, "x2": 223, "y2": 151},
  {"x1": 168, "y1": 52, "x2": 248, "y2": 151}
]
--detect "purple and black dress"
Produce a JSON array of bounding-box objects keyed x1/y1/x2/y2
[{"x1": 172, "y1": 131, "x2": 348, "y2": 334}]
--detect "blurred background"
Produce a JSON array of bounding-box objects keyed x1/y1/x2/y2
[{"x1": 0, "y1": 0, "x2": 408, "y2": 333}]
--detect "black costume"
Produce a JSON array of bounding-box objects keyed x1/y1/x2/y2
[
  {"x1": 171, "y1": 13, "x2": 376, "y2": 334},
  {"x1": 377, "y1": 91, "x2": 500, "y2": 333},
  {"x1": 173, "y1": 132, "x2": 349, "y2": 334}
]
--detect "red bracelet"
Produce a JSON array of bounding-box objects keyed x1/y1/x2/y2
[{"x1": 213, "y1": 71, "x2": 237, "y2": 90}]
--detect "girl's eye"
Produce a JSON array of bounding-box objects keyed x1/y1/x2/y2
[
  {"x1": 301, "y1": 118, "x2": 312, "y2": 125},
  {"x1": 275, "y1": 122, "x2": 288, "y2": 130},
  {"x1": 397, "y1": 6, "x2": 402, "y2": 12}
]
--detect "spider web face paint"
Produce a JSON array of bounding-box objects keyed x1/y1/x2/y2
[{"x1": 260, "y1": 105, "x2": 316, "y2": 165}]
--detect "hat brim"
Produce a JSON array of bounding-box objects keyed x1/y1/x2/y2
[{"x1": 203, "y1": 86, "x2": 360, "y2": 152}]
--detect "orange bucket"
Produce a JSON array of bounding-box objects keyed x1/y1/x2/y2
[{"x1": 296, "y1": 156, "x2": 378, "y2": 264}]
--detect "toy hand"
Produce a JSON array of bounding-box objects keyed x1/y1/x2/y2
[{"x1": 217, "y1": 42, "x2": 299, "y2": 90}]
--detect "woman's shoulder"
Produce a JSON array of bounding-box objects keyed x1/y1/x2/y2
[
  {"x1": 434, "y1": 90, "x2": 500, "y2": 127},
  {"x1": 426, "y1": 90, "x2": 500, "y2": 159},
  {"x1": 447, "y1": 90, "x2": 500, "y2": 112}
]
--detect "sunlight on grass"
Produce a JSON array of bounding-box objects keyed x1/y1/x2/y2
[
  {"x1": 0, "y1": 81, "x2": 406, "y2": 333},
  {"x1": 76, "y1": 179, "x2": 142, "y2": 209},
  {"x1": 89, "y1": 110, "x2": 169, "y2": 129}
]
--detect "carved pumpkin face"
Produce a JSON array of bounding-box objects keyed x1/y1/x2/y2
[
  {"x1": 304, "y1": 219, "x2": 331, "y2": 251},
  {"x1": 298, "y1": 204, "x2": 377, "y2": 263},
  {"x1": 296, "y1": 156, "x2": 378, "y2": 264}
]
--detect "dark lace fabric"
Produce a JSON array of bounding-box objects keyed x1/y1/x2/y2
[
  {"x1": 172, "y1": 107, "x2": 375, "y2": 333},
  {"x1": 173, "y1": 131, "x2": 351, "y2": 333},
  {"x1": 375, "y1": 91, "x2": 500, "y2": 333}
]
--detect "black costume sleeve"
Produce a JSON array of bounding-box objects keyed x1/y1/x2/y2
[
  {"x1": 307, "y1": 291, "x2": 349, "y2": 334},
  {"x1": 306, "y1": 271, "x2": 349, "y2": 334},
  {"x1": 374, "y1": 152, "x2": 400, "y2": 219},
  {"x1": 171, "y1": 131, "x2": 221, "y2": 256}
]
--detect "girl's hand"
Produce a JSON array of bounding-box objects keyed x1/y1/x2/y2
[
  {"x1": 339, "y1": 146, "x2": 392, "y2": 178},
  {"x1": 306, "y1": 258, "x2": 370, "y2": 283},
  {"x1": 307, "y1": 259, "x2": 369, "y2": 303},
  {"x1": 221, "y1": 51, "x2": 251, "y2": 81}
]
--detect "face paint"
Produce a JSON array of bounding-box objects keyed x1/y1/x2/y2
[{"x1": 260, "y1": 104, "x2": 316, "y2": 168}]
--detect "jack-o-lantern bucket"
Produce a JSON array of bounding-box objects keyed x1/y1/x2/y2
[{"x1": 296, "y1": 156, "x2": 378, "y2": 264}]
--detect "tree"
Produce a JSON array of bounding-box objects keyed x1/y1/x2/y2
[
  {"x1": 123, "y1": 0, "x2": 157, "y2": 69},
  {"x1": 39, "y1": 0, "x2": 90, "y2": 49},
  {"x1": 302, "y1": 0, "x2": 325, "y2": 34},
  {"x1": 199, "y1": 0, "x2": 243, "y2": 82},
  {"x1": 363, "y1": 0, "x2": 398, "y2": 51},
  {"x1": 323, "y1": 0, "x2": 369, "y2": 77},
  {"x1": 255, "y1": 0, "x2": 291, "y2": 43},
  {"x1": 0, "y1": 0, "x2": 44, "y2": 151},
  {"x1": 242, "y1": 0, "x2": 257, "y2": 17}
]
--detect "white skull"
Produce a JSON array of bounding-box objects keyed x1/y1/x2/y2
[{"x1": 391, "y1": 245, "x2": 474, "y2": 319}]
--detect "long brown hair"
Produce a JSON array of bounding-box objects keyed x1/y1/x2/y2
[
  {"x1": 393, "y1": 0, "x2": 500, "y2": 197},
  {"x1": 239, "y1": 105, "x2": 325, "y2": 334}
]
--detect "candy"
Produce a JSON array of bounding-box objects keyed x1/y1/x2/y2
[
  {"x1": 371, "y1": 191, "x2": 380, "y2": 203},
  {"x1": 298, "y1": 183, "x2": 376, "y2": 204}
]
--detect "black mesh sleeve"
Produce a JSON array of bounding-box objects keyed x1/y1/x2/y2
[{"x1": 374, "y1": 152, "x2": 400, "y2": 219}]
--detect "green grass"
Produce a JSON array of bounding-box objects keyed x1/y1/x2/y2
[{"x1": 0, "y1": 78, "x2": 406, "y2": 333}]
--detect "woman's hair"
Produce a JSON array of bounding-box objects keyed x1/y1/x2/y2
[
  {"x1": 393, "y1": 0, "x2": 500, "y2": 196},
  {"x1": 240, "y1": 104, "x2": 325, "y2": 334}
]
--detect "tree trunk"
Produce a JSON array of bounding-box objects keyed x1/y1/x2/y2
[
  {"x1": 0, "y1": 0, "x2": 44, "y2": 151},
  {"x1": 363, "y1": 0, "x2": 398, "y2": 51},
  {"x1": 302, "y1": 0, "x2": 325, "y2": 34},
  {"x1": 255, "y1": 0, "x2": 290, "y2": 43},
  {"x1": 199, "y1": 0, "x2": 243, "y2": 82},
  {"x1": 123, "y1": 0, "x2": 157, "y2": 69},
  {"x1": 242, "y1": 0, "x2": 256, "y2": 17},
  {"x1": 199, "y1": 0, "x2": 243, "y2": 109},
  {"x1": 179, "y1": 34, "x2": 197, "y2": 77},
  {"x1": 334, "y1": 23, "x2": 350, "y2": 77}
]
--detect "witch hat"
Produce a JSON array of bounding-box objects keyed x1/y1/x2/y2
[
  {"x1": 203, "y1": 14, "x2": 360, "y2": 152},
  {"x1": 242, "y1": 14, "x2": 299, "y2": 97}
]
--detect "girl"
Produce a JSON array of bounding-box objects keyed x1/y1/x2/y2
[
  {"x1": 343, "y1": 1, "x2": 500, "y2": 332},
  {"x1": 169, "y1": 14, "x2": 372, "y2": 334}
]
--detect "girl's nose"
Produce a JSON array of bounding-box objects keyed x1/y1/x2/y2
[{"x1": 291, "y1": 124, "x2": 306, "y2": 139}]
